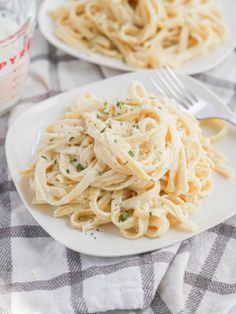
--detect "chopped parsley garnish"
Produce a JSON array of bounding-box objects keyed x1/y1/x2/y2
[
  {"x1": 104, "y1": 101, "x2": 108, "y2": 106},
  {"x1": 100, "y1": 127, "x2": 107, "y2": 133},
  {"x1": 119, "y1": 211, "x2": 130, "y2": 222},
  {"x1": 69, "y1": 137, "x2": 75, "y2": 142},
  {"x1": 49, "y1": 138, "x2": 54, "y2": 142},
  {"x1": 116, "y1": 101, "x2": 123, "y2": 107},
  {"x1": 41, "y1": 155, "x2": 47, "y2": 160},
  {"x1": 114, "y1": 139, "x2": 117, "y2": 143},
  {"x1": 149, "y1": 212, "x2": 152, "y2": 217},
  {"x1": 150, "y1": 179, "x2": 155, "y2": 183},
  {"x1": 123, "y1": 160, "x2": 128, "y2": 165},
  {"x1": 76, "y1": 163, "x2": 86, "y2": 171},
  {"x1": 96, "y1": 114, "x2": 100, "y2": 119},
  {"x1": 54, "y1": 159, "x2": 57, "y2": 165},
  {"x1": 103, "y1": 111, "x2": 109, "y2": 115},
  {"x1": 70, "y1": 158, "x2": 77, "y2": 163},
  {"x1": 107, "y1": 122, "x2": 112, "y2": 128},
  {"x1": 66, "y1": 169, "x2": 70, "y2": 174},
  {"x1": 128, "y1": 150, "x2": 134, "y2": 157},
  {"x1": 98, "y1": 171, "x2": 103, "y2": 176}
]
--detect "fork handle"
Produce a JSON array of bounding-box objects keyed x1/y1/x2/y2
[
  {"x1": 193, "y1": 100, "x2": 236, "y2": 127},
  {"x1": 222, "y1": 115, "x2": 236, "y2": 127}
]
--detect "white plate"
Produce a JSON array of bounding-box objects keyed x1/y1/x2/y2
[
  {"x1": 38, "y1": 0, "x2": 236, "y2": 75},
  {"x1": 5, "y1": 70, "x2": 236, "y2": 257}
]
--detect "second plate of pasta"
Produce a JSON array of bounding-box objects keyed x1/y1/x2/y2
[
  {"x1": 6, "y1": 70, "x2": 236, "y2": 256},
  {"x1": 38, "y1": 0, "x2": 236, "y2": 74}
]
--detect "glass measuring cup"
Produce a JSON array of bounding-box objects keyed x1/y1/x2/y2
[{"x1": 0, "y1": 0, "x2": 36, "y2": 114}]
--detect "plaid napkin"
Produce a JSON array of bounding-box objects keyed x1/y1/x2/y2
[{"x1": 1, "y1": 28, "x2": 236, "y2": 314}]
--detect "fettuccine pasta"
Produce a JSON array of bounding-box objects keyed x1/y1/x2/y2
[
  {"x1": 21, "y1": 82, "x2": 232, "y2": 239},
  {"x1": 49, "y1": 0, "x2": 227, "y2": 68}
]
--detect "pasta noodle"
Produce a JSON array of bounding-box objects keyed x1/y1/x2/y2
[
  {"x1": 49, "y1": 0, "x2": 227, "y2": 68},
  {"x1": 21, "y1": 81, "x2": 233, "y2": 239}
]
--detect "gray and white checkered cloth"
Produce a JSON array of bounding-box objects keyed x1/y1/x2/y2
[{"x1": 1, "y1": 28, "x2": 236, "y2": 314}]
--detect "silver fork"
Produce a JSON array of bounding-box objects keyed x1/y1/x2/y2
[{"x1": 151, "y1": 66, "x2": 236, "y2": 126}]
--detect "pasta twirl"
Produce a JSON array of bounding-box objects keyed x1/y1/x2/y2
[
  {"x1": 49, "y1": 0, "x2": 227, "y2": 68},
  {"x1": 21, "y1": 82, "x2": 232, "y2": 239}
]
